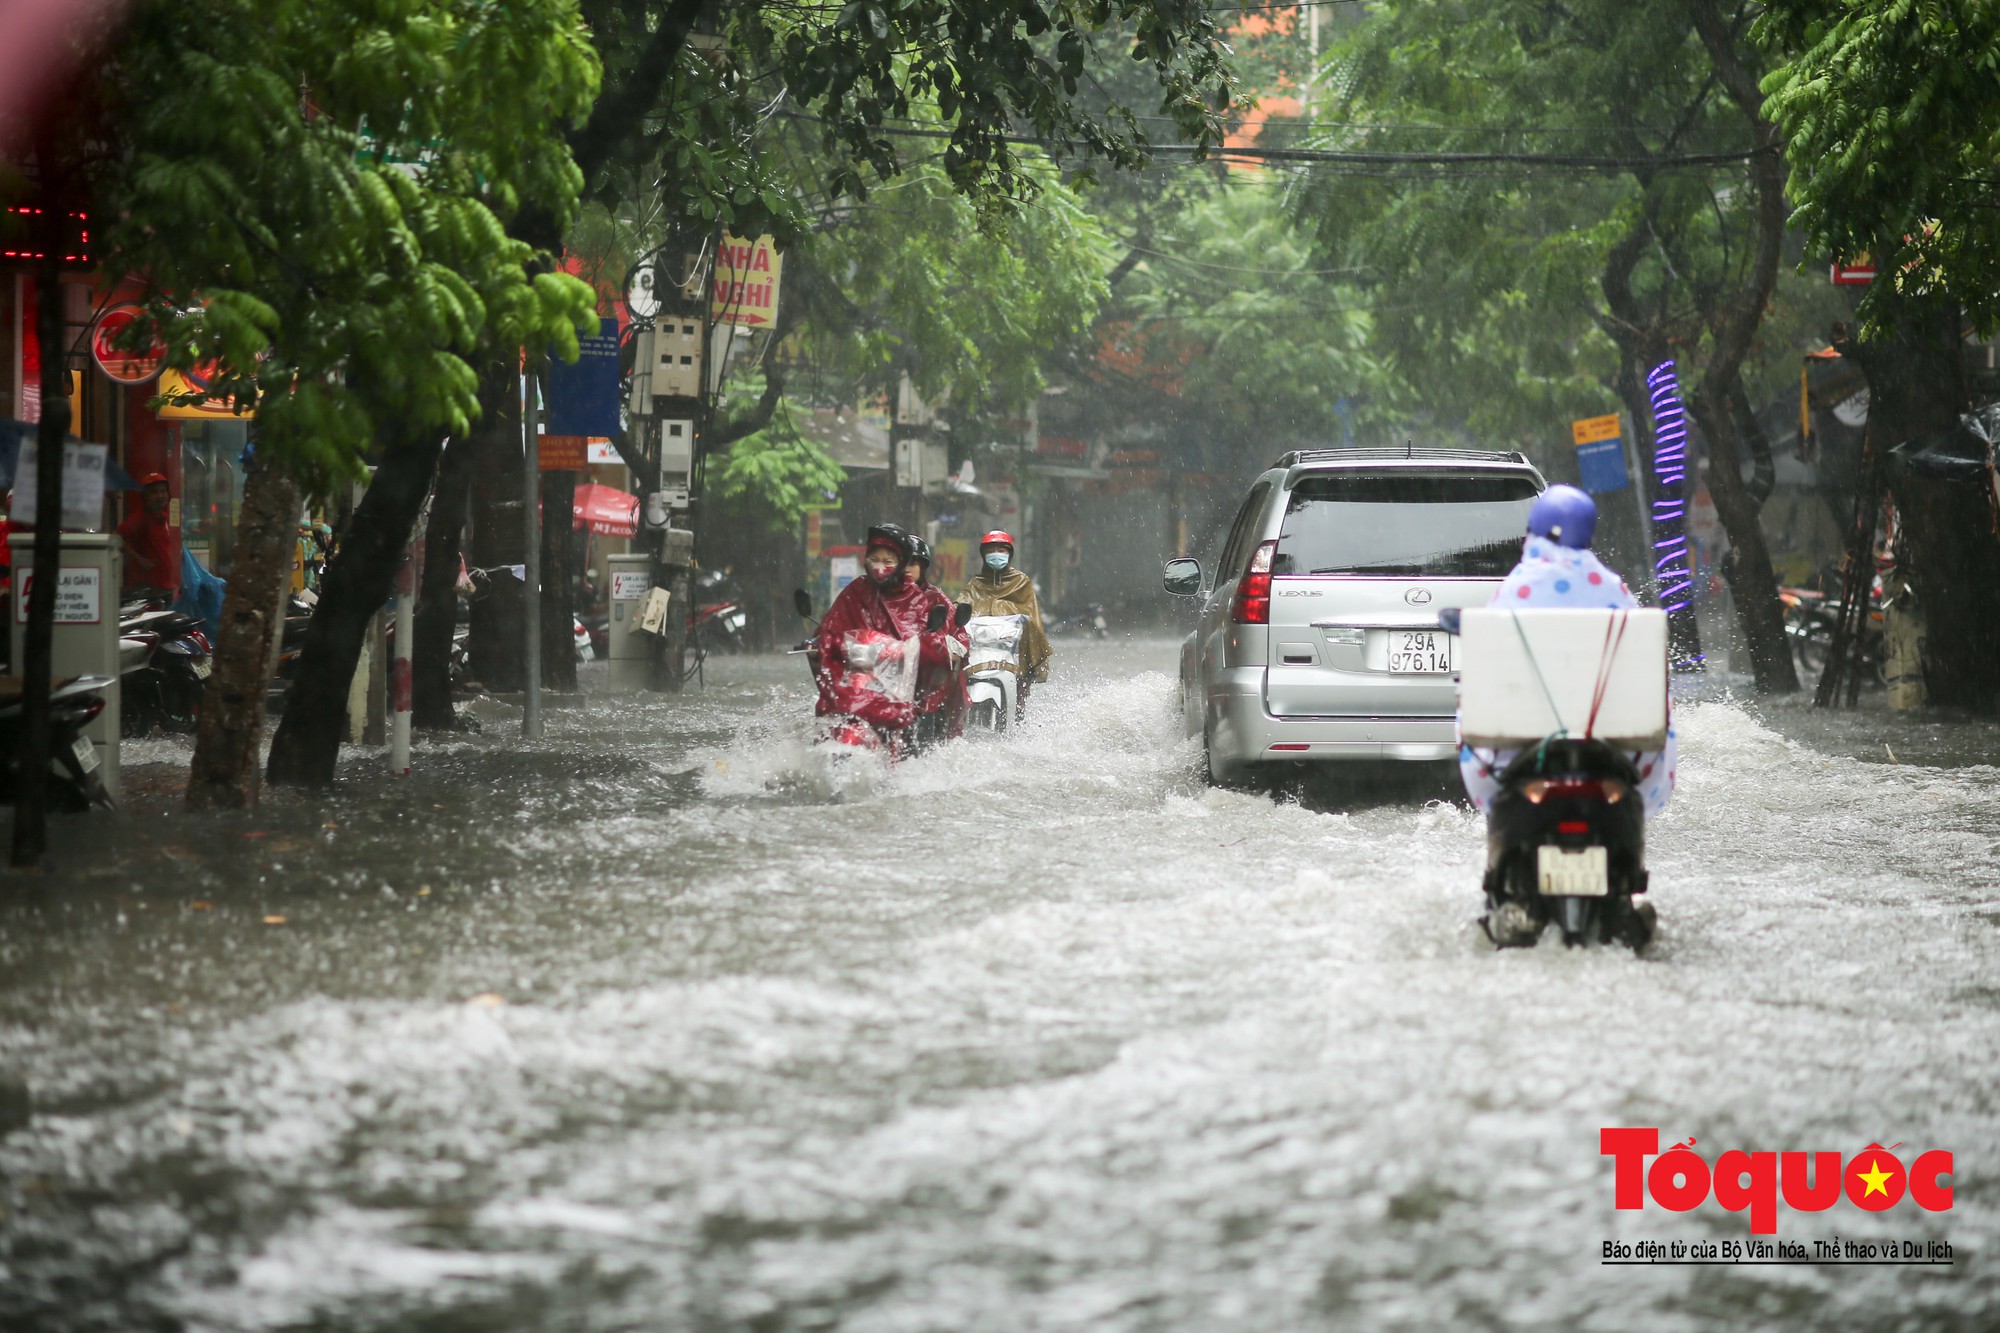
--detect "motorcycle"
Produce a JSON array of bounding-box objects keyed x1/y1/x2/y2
[
  {"x1": 1048, "y1": 601, "x2": 1109, "y2": 639},
  {"x1": 790, "y1": 589, "x2": 963, "y2": 758},
  {"x1": 1452, "y1": 605, "x2": 1666, "y2": 951},
  {"x1": 690, "y1": 567, "x2": 749, "y2": 656},
  {"x1": 963, "y1": 613, "x2": 1028, "y2": 732},
  {"x1": 118, "y1": 595, "x2": 213, "y2": 736},
  {"x1": 1480, "y1": 738, "x2": 1654, "y2": 950},
  {"x1": 0, "y1": 674, "x2": 117, "y2": 811}
]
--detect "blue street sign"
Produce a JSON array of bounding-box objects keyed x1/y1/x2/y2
[
  {"x1": 545, "y1": 317, "x2": 622, "y2": 437},
  {"x1": 1575, "y1": 437, "x2": 1630, "y2": 494}
]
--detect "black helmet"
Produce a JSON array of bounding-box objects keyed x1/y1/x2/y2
[
  {"x1": 904, "y1": 534, "x2": 933, "y2": 566},
  {"x1": 865, "y1": 523, "x2": 912, "y2": 560}
]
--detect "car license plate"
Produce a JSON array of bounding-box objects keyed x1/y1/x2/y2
[
  {"x1": 71, "y1": 735, "x2": 99, "y2": 774},
  {"x1": 1387, "y1": 629, "x2": 1451, "y2": 673},
  {"x1": 1537, "y1": 845, "x2": 1608, "y2": 897}
]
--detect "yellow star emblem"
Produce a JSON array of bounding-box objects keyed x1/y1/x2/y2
[{"x1": 1857, "y1": 1157, "x2": 1896, "y2": 1198}]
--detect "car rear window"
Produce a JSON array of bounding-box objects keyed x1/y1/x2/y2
[{"x1": 1271, "y1": 472, "x2": 1540, "y2": 577}]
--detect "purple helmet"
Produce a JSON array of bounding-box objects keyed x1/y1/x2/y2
[{"x1": 1527, "y1": 484, "x2": 1597, "y2": 549}]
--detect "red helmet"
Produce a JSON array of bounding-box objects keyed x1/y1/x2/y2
[{"x1": 979, "y1": 529, "x2": 1014, "y2": 550}]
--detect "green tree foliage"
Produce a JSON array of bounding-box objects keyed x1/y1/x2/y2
[
  {"x1": 707, "y1": 395, "x2": 847, "y2": 533},
  {"x1": 1757, "y1": 0, "x2": 2000, "y2": 328},
  {"x1": 1109, "y1": 181, "x2": 1404, "y2": 448},
  {"x1": 105, "y1": 0, "x2": 602, "y2": 492},
  {"x1": 782, "y1": 153, "x2": 1113, "y2": 422}
]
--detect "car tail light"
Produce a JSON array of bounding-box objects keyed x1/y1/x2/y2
[
  {"x1": 1232, "y1": 540, "x2": 1276, "y2": 625},
  {"x1": 1269, "y1": 742, "x2": 1310, "y2": 752}
]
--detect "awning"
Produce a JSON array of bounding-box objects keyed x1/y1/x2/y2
[{"x1": 573, "y1": 482, "x2": 638, "y2": 537}]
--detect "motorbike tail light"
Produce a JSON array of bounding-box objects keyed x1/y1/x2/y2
[
  {"x1": 190, "y1": 630, "x2": 212, "y2": 653},
  {"x1": 1521, "y1": 777, "x2": 1624, "y2": 805},
  {"x1": 77, "y1": 697, "x2": 106, "y2": 724},
  {"x1": 1232, "y1": 540, "x2": 1276, "y2": 625},
  {"x1": 1557, "y1": 820, "x2": 1590, "y2": 835}
]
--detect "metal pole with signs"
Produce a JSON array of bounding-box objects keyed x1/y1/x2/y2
[{"x1": 522, "y1": 374, "x2": 543, "y2": 738}]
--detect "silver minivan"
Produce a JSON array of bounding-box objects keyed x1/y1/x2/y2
[{"x1": 1165, "y1": 447, "x2": 1546, "y2": 783}]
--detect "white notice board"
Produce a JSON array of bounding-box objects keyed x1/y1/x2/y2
[{"x1": 15, "y1": 567, "x2": 104, "y2": 624}]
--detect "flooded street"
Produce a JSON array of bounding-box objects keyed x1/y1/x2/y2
[{"x1": 2, "y1": 638, "x2": 1997, "y2": 1330}]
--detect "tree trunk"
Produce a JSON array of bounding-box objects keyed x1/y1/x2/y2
[
  {"x1": 266, "y1": 427, "x2": 443, "y2": 786},
  {"x1": 539, "y1": 469, "x2": 578, "y2": 691},
  {"x1": 412, "y1": 397, "x2": 488, "y2": 729},
  {"x1": 466, "y1": 362, "x2": 527, "y2": 693},
  {"x1": 10, "y1": 241, "x2": 70, "y2": 868},
  {"x1": 1833, "y1": 299, "x2": 1996, "y2": 707},
  {"x1": 1685, "y1": 0, "x2": 1792, "y2": 688},
  {"x1": 1688, "y1": 385, "x2": 1800, "y2": 691},
  {"x1": 185, "y1": 463, "x2": 300, "y2": 809}
]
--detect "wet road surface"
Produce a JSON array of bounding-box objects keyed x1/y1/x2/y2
[{"x1": 1, "y1": 638, "x2": 1996, "y2": 1329}]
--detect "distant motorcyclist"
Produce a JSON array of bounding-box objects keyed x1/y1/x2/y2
[
  {"x1": 813, "y1": 524, "x2": 967, "y2": 741},
  {"x1": 1457, "y1": 485, "x2": 1676, "y2": 816},
  {"x1": 959, "y1": 529, "x2": 1051, "y2": 708}
]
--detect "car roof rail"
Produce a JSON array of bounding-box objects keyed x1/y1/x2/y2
[{"x1": 1273, "y1": 446, "x2": 1532, "y2": 469}]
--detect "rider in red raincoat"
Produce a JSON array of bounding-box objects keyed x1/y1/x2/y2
[
  {"x1": 813, "y1": 525, "x2": 968, "y2": 744},
  {"x1": 904, "y1": 534, "x2": 968, "y2": 742}
]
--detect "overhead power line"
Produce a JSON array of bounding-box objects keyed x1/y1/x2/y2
[{"x1": 781, "y1": 114, "x2": 1774, "y2": 173}]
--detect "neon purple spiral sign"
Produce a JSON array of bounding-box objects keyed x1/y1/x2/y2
[{"x1": 1646, "y1": 359, "x2": 1695, "y2": 614}]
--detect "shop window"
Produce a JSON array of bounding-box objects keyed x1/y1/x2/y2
[{"x1": 180, "y1": 421, "x2": 248, "y2": 572}]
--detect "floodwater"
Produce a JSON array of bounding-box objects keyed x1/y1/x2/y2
[{"x1": 1, "y1": 638, "x2": 1996, "y2": 1330}]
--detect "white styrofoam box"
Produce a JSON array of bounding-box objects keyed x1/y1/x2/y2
[{"x1": 1457, "y1": 607, "x2": 1668, "y2": 748}]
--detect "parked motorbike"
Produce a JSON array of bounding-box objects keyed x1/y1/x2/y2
[
  {"x1": 1047, "y1": 601, "x2": 1109, "y2": 639},
  {"x1": 963, "y1": 612, "x2": 1028, "y2": 732},
  {"x1": 691, "y1": 568, "x2": 749, "y2": 656},
  {"x1": 118, "y1": 595, "x2": 212, "y2": 736},
  {"x1": 0, "y1": 674, "x2": 117, "y2": 811},
  {"x1": 1480, "y1": 738, "x2": 1655, "y2": 950}
]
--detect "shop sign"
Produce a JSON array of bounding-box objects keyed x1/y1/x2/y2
[
  {"x1": 539, "y1": 434, "x2": 588, "y2": 470},
  {"x1": 156, "y1": 365, "x2": 253, "y2": 419},
  {"x1": 710, "y1": 234, "x2": 783, "y2": 327},
  {"x1": 89, "y1": 304, "x2": 166, "y2": 384}
]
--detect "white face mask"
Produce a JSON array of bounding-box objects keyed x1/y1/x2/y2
[{"x1": 983, "y1": 551, "x2": 1010, "y2": 571}]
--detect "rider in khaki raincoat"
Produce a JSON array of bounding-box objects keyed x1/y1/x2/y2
[{"x1": 959, "y1": 529, "x2": 1052, "y2": 696}]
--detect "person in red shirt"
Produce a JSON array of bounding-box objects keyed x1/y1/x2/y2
[{"x1": 117, "y1": 473, "x2": 181, "y2": 598}]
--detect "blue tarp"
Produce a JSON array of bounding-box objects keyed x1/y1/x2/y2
[{"x1": 173, "y1": 546, "x2": 226, "y2": 641}]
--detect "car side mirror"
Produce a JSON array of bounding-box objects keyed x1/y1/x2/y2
[
  {"x1": 792, "y1": 588, "x2": 814, "y2": 620},
  {"x1": 954, "y1": 602, "x2": 972, "y2": 627},
  {"x1": 926, "y1": 604, "x2": 949, "y2": 632},
  {"x1": 1163, "y1": 557, "x2": 1202, "y2": 597}
]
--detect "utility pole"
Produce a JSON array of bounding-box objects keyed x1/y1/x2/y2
[{"x1": 522, "y1": 372, "x2": 543, "y2": 737}]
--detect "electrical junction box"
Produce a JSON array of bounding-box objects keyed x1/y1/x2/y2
[
  {"x1": 649, "y1": 319, "x2": 703, "y2": 400},
  {"x1": 920, "y1": 439, "x2": 950, "y2": 495},
  {"x1": 659, "y1": 418, "x2": 694, "y2": 478},
  {"x1": 894, "y1": 437, "x2": 921, "y2": 488}
]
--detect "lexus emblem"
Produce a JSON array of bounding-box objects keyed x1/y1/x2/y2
[{"x1": 1404, "y1": 588, "x2": 1433, "y2": 606}]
